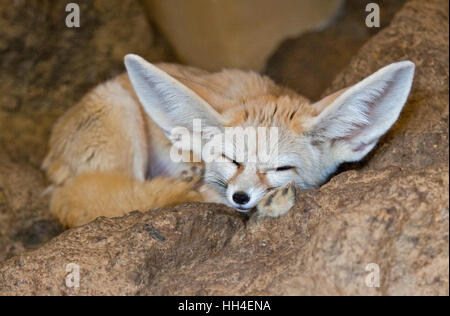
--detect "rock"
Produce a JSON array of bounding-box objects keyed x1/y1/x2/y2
[
  {"x1": 0, "y1": 205, "x2": 244, "y2": 295},
  {"x1": 0, "y1": 0, "x2": 448, "y2": 296},
  {"x1": 0, "y1": 166, "x2": 447, "y2": 295},
  {"x1": 266, "y1": 0, "x2": 408, "y2": 100},
  {"x1": 327, "y1": 0, "x2": 449, "y2": 171},
  {"x1": 0, "y1": 152, "x2": 63, "y2": 262}
]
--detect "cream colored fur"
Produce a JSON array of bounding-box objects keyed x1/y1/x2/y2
[{"x1": 43, "y1": 55, "x2": 415, "y2": 227}]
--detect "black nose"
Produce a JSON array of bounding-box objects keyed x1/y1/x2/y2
[{"x1": 232, "y1": 191, "x2": 250, "y2": 205}]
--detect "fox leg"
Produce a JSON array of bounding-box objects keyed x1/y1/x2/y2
[
  {"x1": 256, "y1": 181, "x2": 297, "y2": 218},
  {"x1": 50, "y1": 172, "x2": 204, "y2": 228}
]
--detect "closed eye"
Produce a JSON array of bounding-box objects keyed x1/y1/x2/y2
[
  {"x1": 276, "y1": 166, "x2": 294, "y2": 171},
  {"x1": 221, "y1": 154, "x2": 241, "y2": 167}
]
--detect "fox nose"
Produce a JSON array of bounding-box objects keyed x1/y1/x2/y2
[{"x1": 232, "y1": 191, "x2": 250, "y2": 205}]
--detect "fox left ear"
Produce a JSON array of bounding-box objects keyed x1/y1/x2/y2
[
  {"x1": 306, "y1": 61, "x2": 415, "y2": 163},
  {"x1": 124, "y1": 54, "x2": 227, "y2": 155}
]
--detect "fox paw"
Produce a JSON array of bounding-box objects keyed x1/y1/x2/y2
[
  {"x1": 179, "y1": 164, "x2": 204, "y2": 188},
  {"x1": 256, "y1": 181, "x2": 297, "y2": 218}
]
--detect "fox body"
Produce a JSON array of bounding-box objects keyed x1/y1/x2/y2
[{"x1": 43, "y1": 55, "x2": 415, "y2": 227}]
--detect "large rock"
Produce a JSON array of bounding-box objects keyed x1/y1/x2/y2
[
  {"x1": 265, "y1": 0, "x2": 407, "y2": 100},
  {"x1": 0, "y1": 165, "x2": 447, "y2": 295},
  {"x1": 325, "y1": 0, "x2": 449, "y2": 172},
  {"x1": 0, "y1": 0, "x2": 448, "y2": 295},
  {"x1": 0, "y1": 152, "x2": 62, "y2": 263}
]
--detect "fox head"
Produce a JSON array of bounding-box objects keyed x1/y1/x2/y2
[{"x1": 125, "y1": 54, "x2": 415, "y2": 212}]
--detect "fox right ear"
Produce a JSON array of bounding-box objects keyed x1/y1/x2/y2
[
  {"x1": 124, "y1": 54, "x2": 226, "y2": 152},
  {"x1": 306, "y1": 61, "x2": 415, "y2": 163}
]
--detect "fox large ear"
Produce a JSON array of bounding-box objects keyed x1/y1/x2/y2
[
  {"x1": 124, "y1": 54, "x2": 226, "y2": 153},
  {"x1": 307, "y1": 61, "x2": 415, "y2": 163}
]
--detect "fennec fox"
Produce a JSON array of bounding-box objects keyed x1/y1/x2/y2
[{"x1": 43, "y1": 55, "x2": 415, "y2": 227}]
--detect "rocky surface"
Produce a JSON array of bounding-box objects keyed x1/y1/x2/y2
[
  {"x1": 325, "y1": 0, "x2": 449, "y2": 173},
  {"x1": 0, "y1": 0, "x2": 448, "y2": 296},
  {"x1": 0, "y1": 165, "x2": 447, "y2": 296},
  {"x1": 266, "y1": 0, "x2": 407, "y2": 100},
  {"x1": 0, "y1": 152, "x2": 62, "y2": 263}
]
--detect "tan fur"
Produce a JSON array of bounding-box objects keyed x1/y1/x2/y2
[
  {"x1": 43, "y1": 63, "x2": 311, "y2": 227},
  {"x1": 44, "y1": 58, "x2": 414, "y2": 227},
  {"x1": 51, "y1": 172, "x2": 202, "y2": 228},
  {"x1": 224, "y1": 94, "x2": 316, "y2": 133}
]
